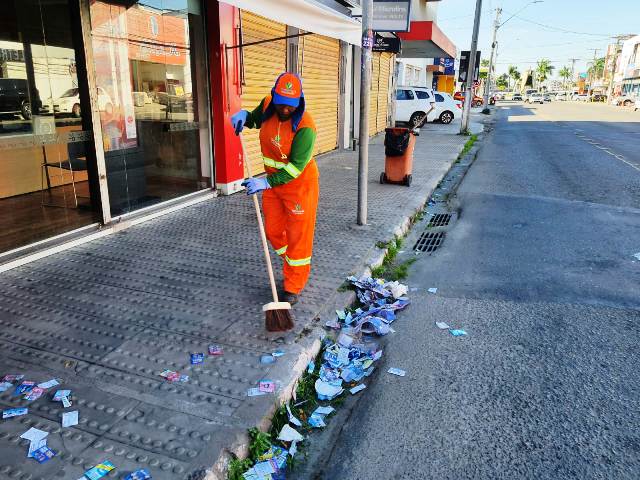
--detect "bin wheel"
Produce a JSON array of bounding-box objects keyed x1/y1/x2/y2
[
  {"x1": 404, "y1": 174, "x2": 412, "y2": 187},
  {"x1": 380, "y1": 172, "x2": 386, "y2": 184}
]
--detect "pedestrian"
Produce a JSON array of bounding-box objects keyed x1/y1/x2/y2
[{"x1": 231, "y1": 73, "x2": 319, "y2": 305}]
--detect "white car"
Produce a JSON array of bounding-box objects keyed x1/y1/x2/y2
[
  {"x1": 526, "y1": 93, "x2": 544, "y2": 104},
  {"x1": 574, "y1": 94, "x2": 589, "y2": 102},
  {"x1": 395, "y1": 87, "x2": 461, "y2": 126},
  {"x1": 54, "y1": 87, "x2": 113, "y2": 117}
]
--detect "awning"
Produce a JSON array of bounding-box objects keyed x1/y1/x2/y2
[
  {"x1": 397, "y1": 21, "x2": 456, "y2": 59},
  {"x1": 219, "y1": 0, "x2": 362, "y2": 45}
]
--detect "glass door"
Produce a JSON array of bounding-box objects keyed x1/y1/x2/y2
[
  {"x1": 88, "y1": 0, "x2": 212, "y2": 215},
  {"x1": 0, "y1": 0, "x2": 100, "y2": 254}
]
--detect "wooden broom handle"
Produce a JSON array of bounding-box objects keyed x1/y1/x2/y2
[{"x1": 239, "y1": 134, "x2": 280, "y2": 303}]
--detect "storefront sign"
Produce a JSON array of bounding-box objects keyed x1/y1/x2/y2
[
  {"x1": 373, "y1": 0, "x2": 411, "y2": 33},
  {"x1": 373, "y1": 34, "x2": 401, "y2": 53},
  {"x1": 458, "y1": 50, "x2": 481, "y2": 83}
]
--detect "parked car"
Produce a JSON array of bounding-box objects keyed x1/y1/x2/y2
[
  {"x1": 523, "y1": 89, "x2": 538, "y2": 102},
  {"x1": 54, "y1": 87, "x2": 113, "y2": 117},
  {"x1": 611, "y1": 94, "x2": 637, "y2": 106},
  {"x1": 543, "y1": 93, "x2": 551, "y2": 102},
  {"x1": 512, "y1": 93, "x2": 523, "y2": 101},
  {"x1": 453, "y1": 91, "x2": 483, "y2": 107},
  {"x1": 526, "y1": 93, "x2": 544, "y2": 104},
  {"x1": 0, "y1": 78, "x2": 42, "y2": 120},
  {"x1": 574, "y1": 94, "x2": 589, "y2": 102},
  {"x1": 554, "y1": 92, "x2": 568, "y2": 101},
  {"x1": 395, "y1": 87, "x2": 461, "y2": 126},
  {"x1": 590, "y1": 93, "x2": 607, "y2": 102}
]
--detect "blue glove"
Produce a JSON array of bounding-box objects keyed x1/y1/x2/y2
[
  {"x1": 231, "y1": 110, "x2": 248, "y2": 135},
  {"x1": 241, "y1": 177, "x2": 271, "y2": 195}
]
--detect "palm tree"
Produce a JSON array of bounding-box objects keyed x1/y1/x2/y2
[
  {"x1": 535, "y1": 59, "x2": 555, "y2": 86},
  {"x1": 587, "y1": 57, "x2": 606, "y2": 80},
  {"x1": 479, "y1": 59, "x2": 490, "y2": 79},
  {"x1": 558, "y1": 66, "x2": 572, "y2": 90},
  {"x1": 496, "y1": 74, "x2": 509, "y2": 90},
  {"x1": 508, "y1": 65, "x2": 520, "y2": 90}
]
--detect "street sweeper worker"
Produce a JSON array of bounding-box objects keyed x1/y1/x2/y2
[{"x1": 231, "y1": 73, "x2": 319, "y2": 306}]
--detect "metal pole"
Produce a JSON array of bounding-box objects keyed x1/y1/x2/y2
[
  {"x1": 460, "y1": 0, "x2": 482, "y2": 134},
  {"x1": 482, "y1": 8, "x2": 501, "y2": 113},
  {"x1": 357, "y1": 0, "x2": 373, "y2": 225}
]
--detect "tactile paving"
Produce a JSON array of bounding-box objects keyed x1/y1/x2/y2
[{"x1": 0, "y1": 133, "x2": 466, "y2": 478}]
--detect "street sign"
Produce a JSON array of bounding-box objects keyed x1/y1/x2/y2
[
  {"x1": 372, "y1": 0, "x2": 411, "y2": 32},
  {"x1": 458, "y1": 50, "x2": 481, "y2": 83},
  {"x1": 372, "y1": 34, "x2": 401, "y2": 53}
]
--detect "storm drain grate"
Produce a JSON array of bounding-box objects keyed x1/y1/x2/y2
[
  {"x1": 427, "y1": 213, "x2": 452, "y2": 228},
  {"x1": 413, "y1": 231, "x2": 445, "y2": 253}
]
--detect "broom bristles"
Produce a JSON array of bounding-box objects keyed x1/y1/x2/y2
[{"x1": 265, "y1": 308, "x2": 295, "y2": 332}]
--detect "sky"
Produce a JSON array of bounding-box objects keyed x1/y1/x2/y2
[{"x1": 436, "y1": 0, "x2": 639, "y2": 80}]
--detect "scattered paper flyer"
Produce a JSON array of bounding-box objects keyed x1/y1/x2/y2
[
  {"x1": 190, "y1": 353, "x2": 205, "y2": 365},
  {"x1": 2, "y1": 374, "x2": 24, "y2": 382},
  {"x1": 350, "y1": 384, "x2": 366, "y2": 394},
  {"x1": 124, "y1": 469, "x2": 151, "y2": 480},
  {"x1": 53, "y1": 389, "x2": 71, "y2": 401},
  {"x1": 436, "y1": 322, "x2": 450, "y2": 329},
  {"x1": 62, "y1": 410, "x2": 79, "y2": 428},
  {"x1": 286, "y1": 403, "x2": 302, "y2": 427},
  {"x1": 32, "y1": 445, "x2": 56, "y2": 463},
  {"x1": 0, "y1": 382, "x2": 13, "y2": 392},
  {"x1": 28, "y1": 438, "x2": 48, "y2": 458},
  {"x1": 387, "y1": 367, "x2": 406, "y2": 377},
  {"x1": 449, "y1": 329, "x2": 467, "y2": 336},
  {"x1": 37, "y1": 379, "x2": 60, "y2": 389},
  {"x1": 277, "y1": 425, "x2": 304, "y2": 442},
  {"x1": 259, "y1": 380, "x2": 275, "y2": 393},
  {"x1": 14, "y1": 381, "x2": 35, "y2": 395},
  {"x1": 20, "y1": 427, "x2": 48, "y2": 443},
  {"x1": 313, "y1": 406, "x2": 335, "y2": 416},
  {"x1": 307, "y1": 361, "x2": 315, "y2": 374},
  {"x1": 83, "y1": 461, "x2": 116, "y2": 480},
  {"x1": 208, "y1": 345, "x2": 223, "y2": 356},
  {"x1": 428, "y1": 287, "x2": 438, "y2": 294},
  {"x1": 62, "y1": 396, "x2": 72, "y2": 408},
  {"x1": 24, "y1": 387, "x2": 45, "y2": 401},
  {"x1": 3, "y1": 408, "x2": 28, "y2": 419},
  {"x1": 272, "y1": 350, "x2": 285, "y2": 357},
  {"x1": 307, "y1": 413, "x2": 326, "y2": 428},
  {"x1": 247, "y1": 387, "x2": 267, "y2": 397},
  {"x1": 260, "y1": 355, "x2": 276, "y2": 364}
]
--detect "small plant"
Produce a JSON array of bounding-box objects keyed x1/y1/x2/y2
[
  {"x1": 457, "y1": 134, "x2": 478, "y2": 160},
  {"x1": 228, "y1": 458, "x2": 253, "y2": 480},
  {"x1": 387, "y1": 258, "x2": 417, "y2": 281},
  {"x1": 371, "y1": 264, "x2": 386, "y2": 278}
]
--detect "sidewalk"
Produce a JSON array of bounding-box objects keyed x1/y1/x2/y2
[{"x1": 0, "y1": 121, "x2": 481, "y2": 479}]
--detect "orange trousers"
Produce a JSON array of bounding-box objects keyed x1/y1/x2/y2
[{"x1": 262, "y1": 162, "x2": 319, "y2": 294}]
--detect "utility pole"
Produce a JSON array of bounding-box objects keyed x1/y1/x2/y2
[
  {"x1": 482, "y1": 7, "x2": 501, "y2": 113},
  {"x1": 460, "y1": 0, "x2": 482, "y2": 134},
  {"x1": 357, "y1": 0, "x2": 373, "y2": 225},
  {"x1": 569, "y1": 58, "x2": 578, "y2": 92},
  {"x1": 587, "y1": 48, "x2": 599, "y2": 97}
]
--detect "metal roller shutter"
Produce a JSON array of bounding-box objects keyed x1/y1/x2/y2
[
  {"x1": 368, "y1": 52, "x2": 381, "y2": 137},
  {"x1": 298, "y1": 34, "x2": 340, "y2": 155},
  {"x1": 240, "y1": 11, "x2": 287, "y2": 176},
  {"x1": 377, "y1": 53, "x2": 392, "y2": 132}
]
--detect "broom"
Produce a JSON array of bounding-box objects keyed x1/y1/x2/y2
[{"x1": 240, "y1": 134, "x2": 295, "y2": 332}]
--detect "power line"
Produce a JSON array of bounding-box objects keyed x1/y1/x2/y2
[{"x1": 501, "y1": 12, "x2": 613, "y2": 37}]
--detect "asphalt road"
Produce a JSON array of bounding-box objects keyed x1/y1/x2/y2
[{"x1": 302, "y1": 102, "x2": 640, "y2": 479}]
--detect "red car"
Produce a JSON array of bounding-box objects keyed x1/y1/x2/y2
[{"x1": 453, "y1": 91, "x2": 484, "y2": 107}]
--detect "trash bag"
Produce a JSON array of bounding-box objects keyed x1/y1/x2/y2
[{"x1": 384, "y1": 128, "x2": 410, "y2": 157}]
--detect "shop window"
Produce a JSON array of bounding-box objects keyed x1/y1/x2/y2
[
  {"x1": 0, "y1": 0, "x2": 100, "y2": 254},
  {"x1": 89, "y1": 0, "x2": 212, "y2": 215}
]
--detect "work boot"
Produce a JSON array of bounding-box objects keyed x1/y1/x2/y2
[{"x1": 281, "y1": 291, "x2": 299, "y2": 305}]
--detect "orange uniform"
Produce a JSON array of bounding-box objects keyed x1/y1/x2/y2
[{"x1": 244, "y1": 90, "x2": 319, "y2": 295}]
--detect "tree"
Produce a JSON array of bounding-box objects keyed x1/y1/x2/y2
[
  {"x1": 535, "y1": 59, "x2": 555, "y2": 85},
  {"x1": 496, "y1": 74, "x2": 509, "y2": 90},
  {"x1": 587, "y1": 57, "x2": 606, "y2": 80},
  {"x1": 479, "y1": 59, "x2": 490, "y2": 79},
  {"x1": 508, "y1": 65, "x2": 520, "y2": 90},
  {"x1": 558, "y1": 66, "x2": 572, "y2": 89}
]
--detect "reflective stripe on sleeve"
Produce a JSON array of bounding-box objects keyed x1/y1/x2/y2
[
  {"x1": 275, "y1": 245, "x2": 288, "y2": 255},
  {"x1": 283, "y1": 163, "x2": 302, "y2": 178},
  {"x1": 285, "y1": 255, "x2": 311, "y2": 266}
]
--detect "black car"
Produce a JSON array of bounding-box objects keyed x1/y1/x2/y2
[{"x1": 0, "y1": 78, "x2": 41, "y2": 120}]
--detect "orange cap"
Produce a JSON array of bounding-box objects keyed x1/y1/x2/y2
[{"x1": 272, "y1": 73, "x2": 302, "y2": 107}]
